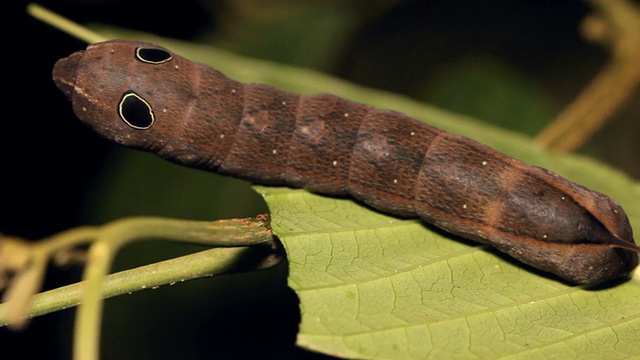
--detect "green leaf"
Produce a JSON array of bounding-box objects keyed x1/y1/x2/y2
[
  {"x1": 88, "y1": 29, "x2": 640, "y2": 358},
  {"x1": 257, "y1": 186, "x2": 640, "y2": 359}
]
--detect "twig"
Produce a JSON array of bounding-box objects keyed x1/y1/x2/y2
[
  {"x1": 27, "y1": 3, "x2": 107, "y2": 43},
  {"x1": 535, "y1": 0, "x2": 640, "y2": 152},
  {"x1": 0, "y1": 216, "x2": 274, "y2": 360}
]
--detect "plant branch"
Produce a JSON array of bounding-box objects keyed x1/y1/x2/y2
[
  {"x1": 535, "y1": 0, "x2": 640, "y2": 152},
  {"x1": 0, "y1": 215, "x2": 275, "y2": 360}
]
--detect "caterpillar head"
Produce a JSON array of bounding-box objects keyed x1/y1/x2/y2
[{"x1": 53, "y1": 40, "x2": 238, "y2": 169}]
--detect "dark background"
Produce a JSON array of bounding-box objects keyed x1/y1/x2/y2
[{"x1": 2, "y1": 1, "x2": 638, "y2": 359}]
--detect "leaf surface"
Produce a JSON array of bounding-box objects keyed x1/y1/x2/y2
[{"x1": 257, "y1": 185, "x2": 640, "y2": 359}]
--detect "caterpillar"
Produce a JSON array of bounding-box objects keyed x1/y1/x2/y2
[{"x1": 52, "y1": 40, "x2": 638, "y2": 284}]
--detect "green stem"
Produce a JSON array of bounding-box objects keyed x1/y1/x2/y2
[
  {"x1": 27, "y1": 3, "x2": 105, "y2": 44},
  {"x1": 0, "y1": 247, "x2": 255, "y2": 325},
  {"x1": 0, "y1": 215, "x2": 273, "y2": 360},
  {"x1": 74, "y1": 241, "x2": 114, "y2": 360}
]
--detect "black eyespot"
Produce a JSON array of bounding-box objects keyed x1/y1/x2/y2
[
  {"x1": 135, "y1": 47, "x2": 173, "y2": 64},
  {"x1": 118, "y1": 91, "x2": 154, "y2": 129}
]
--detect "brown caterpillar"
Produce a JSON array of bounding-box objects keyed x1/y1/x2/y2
[{"x1": 52, "y1": 40, "x2": 639, "y2": 284}]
